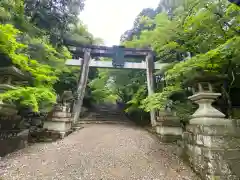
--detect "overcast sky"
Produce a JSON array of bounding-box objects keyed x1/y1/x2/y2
[{"x1": 80, "y1": 0, "x2": 159, "y2": 46}]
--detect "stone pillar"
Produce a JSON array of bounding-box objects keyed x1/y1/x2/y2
[
  {"x1": 72, "y1": 50, "x2": 91, "y2": 124},
  {"x1": 184, "y1": 82, "x2": 240, "y2": 180},
  {"x1": 155, "y1": 111, "x2": 182, "y2": 143},
  {"x1": 43, "y1": 103, "x2": 72, "y2": 139},
  {"x1": 146, "y1": 53, "x2": 157, "y2": 127}
]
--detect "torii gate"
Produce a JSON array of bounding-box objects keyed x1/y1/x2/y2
[{"x1": 65, "y1": 44, "x2": 168, "y2": 127}]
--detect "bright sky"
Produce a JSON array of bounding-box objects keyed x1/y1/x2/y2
[{"x1": 80, "y1": 0, "x2": 159, "y2": 46}]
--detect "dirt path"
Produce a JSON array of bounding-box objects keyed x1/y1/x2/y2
[{"x1": 1, "y1": 124, "x2": 199, "y2": 180}]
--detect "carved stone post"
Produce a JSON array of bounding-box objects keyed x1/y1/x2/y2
[
  {"x1": 155, "y1": 110, "x2": 182, "y2": 143},
  {"x1": 44, "y1": 103, "x2": 72, "y2": 139},
  {"x1": 183, "y1": 81, "x2": 240, "y2": 180},
  {"x1": 43, "y1": 91, "x2": 74, "y2": 139}
]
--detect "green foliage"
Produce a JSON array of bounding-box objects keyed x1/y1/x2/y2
[
  {"x1": 125, "y1": 85, "x2": 147, "y2": 112},
  {"x1": 0, "y1": 0, "x2": 97, "y2": 112},
  {"x1": 24, "y1": 0, "x2": 85, "y2": 45},
  {"x1": 0, "y1": 87, "x2": 56, "y2": 112},
  {"x1": 166, "y1": 36, "x2": 240, "y2": 82},
  {"x1": 0, "y1": 24, "x2": 57, "y2": 110},
  {"x1": 26, "y1": 37, "x2": 72, "y2": 73},
  {"x1": 140, "y1": 85, "x2": 182, "y2": 112},
  {"x1": 172, "y1": 100, "x2": 197, "y2": 121},
  {"x1": 119, "y1": 0, "x2": 240, "y2": 120},
  {"x1": 0, "y1": 24, "x2": 57, "y2": 85},
  {"x1": 0, "y1": 0, "x2": 24, "y2": 22},
  {"x1": 89, "y1": 68, "x2": 118, "y2": 103}
]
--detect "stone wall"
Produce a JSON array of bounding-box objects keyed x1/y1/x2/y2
[
  {"x1": 183, "y1": 119, "x2": 240, "y2": 180},
  {"x1": 155, "y1": 114, "x2": 240, "y2": 179},
  {"x1": 0, "y1": 114, "x2": 29, "y2": 157},
  {"x1": 154, "y1": 81, "x2": 240, "y2": 180},
  {"x1": 0, "y1": 130, "x2": 29, "y2": 157}
]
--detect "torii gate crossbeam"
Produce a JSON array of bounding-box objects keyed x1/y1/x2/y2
[{"x1": 65, "y1": 59, "x2": 168, "y2": 70}]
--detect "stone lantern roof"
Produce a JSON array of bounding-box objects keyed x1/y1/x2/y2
[{"x1": 0, "y1": 66, "x2": 30, "y2": 81}]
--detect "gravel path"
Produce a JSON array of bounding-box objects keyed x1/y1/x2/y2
[{"x1": 1, "y1": 124, "x2": 199, "y2": 180}]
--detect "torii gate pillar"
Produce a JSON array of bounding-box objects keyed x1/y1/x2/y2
[
  {"x1": 146, "y1": 53, "x2": 157, "y2": 127},
  {"x1": 72, "y1": 49, "x2": 91, "y2": 124}
]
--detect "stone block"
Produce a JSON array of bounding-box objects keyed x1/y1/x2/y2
[
  {"x1": 49, "y1": 117, "x2": 72, "y2": 122},
  {"x1": 201, "y1": 148, "x2": 240, "y2": 161},
  {"x1": 194, "y1": 134, "x2": 240, "y2": 149},
  {"x1": 205, "y1": 174, "x2": 240, "y2": 180},
  {"x1": 233, "y1": 119, "x2": 240, "y2": 127},
  {"x1": 0, "y1": 103, "x2": 18, "y2": 116},
  {"x1": 187, "y1": 124, "x2": 240, "y2": 137},
  {"x1": 156, "y1": 126, "x2": 182, "y2": 135},
  {"x1": 155, "y1": 112, "x2": 183, "y2": 143},
  {"x1": 190, "y1": 117, "x2": 232, "y2": 126},
  {"x1": 183, "y1": 131, "x2": 194, "y2": 144},
  {"x1": 155, "y1": 126, "x2": 182, "y2": 143},
  {"x1": 188, "y1": 153, "x2": 205, "y2": 175},
  {"x1": 31, "y1": 118, "x2": 43, "y2": 126},
  {"x1": 156, "y1": 119, "x2": 181, "y2": 127},
  {"x1": 157, "y1": 134, "x2": 182, "y2": 143},
  {"x1": 206, "y1": 157, "x2": 232, "y2": 175},
  {"x1": 43, "y1": 121, "x2": 72, "y2": 132},
  {"x1": 0, "y1": 129, "x2": 29, "y2": 157},
  {"x1": 229, "y1": 159, "x2": 240, "y2": 177},
  {"x1": 185, "y1": 146, "x2": 234, "y2": 177},
  {"x1": 52, "y1": 111, "x2": 72, "y2": 118},
  {"x1": 184, "y1": 139, "x2": 240, "y2": 179},
  {"x1": 185, "y1": 124, "x2": 240, "y2": 148}
]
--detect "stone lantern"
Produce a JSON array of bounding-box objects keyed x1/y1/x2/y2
[
  {"x1": 0, "y1": 66, "x2": 30, "y2": 156},
  {"x1": 183, "y1": 72, "x2": 240, "y2": 180},
  {"x1": 188, "y1": 80, "x2": 226, "y2": 125},
  {"x1": 0, "y1": 66, "x2": 28, "y2": 117}
]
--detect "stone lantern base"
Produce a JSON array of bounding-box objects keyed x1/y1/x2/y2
[
  {"x1": 183, "y1": 118, "x2": 240, "y2": 180},
  {"x1": 184, "y1": 91, "x2": 240, "y2": 180},
  {"x1": 155, "y1": 111, "x2": 183, "y2": 143},
  {"x1": 0, "y1": 103, "x2": 18, "y2": 117},
  {"x1": 0, "y1": 104, "x2": 28, "y2": 156},
  {"x1": 43, "y1": 105, "x2": 73, "y2": 140}
]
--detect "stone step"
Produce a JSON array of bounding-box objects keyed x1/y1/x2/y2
[
  {"x1": 94, "y1": 110, "x2": 123, "y2": 112},
  {"x1": 79, "y1": 118, "x2": 128, "y2": 121},
  {"x1": 91, "y1": 111, "x2": 123, "y2": 115},
  {"x1": 75, "y1": 120, "x2": 131, "y2": 125},
  {"x1": 95, "y1": 108, "x2": 119, "y2": 111},
  {"x1": 89, "y1": 114, "x2": 126, "y2": 118},
  {"x1": 91, "y1": 111, "x2": 123, "y2": 114},
  {"x1": 89, "y1": 113, "x2": 124, "y2": 116},
  {"x1": 93, "y1": 115, "x2": 126, "y2": 118},
  {"x1": 79, "y1": 105, "x2": 130, "y2": 125},
  {"x1": 90, "y1": 110, "x2": 123, "y2": 113}
]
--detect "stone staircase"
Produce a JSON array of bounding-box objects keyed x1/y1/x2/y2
[{"x1": 73, "y1": 103, "x2": 131, "y2": 128}]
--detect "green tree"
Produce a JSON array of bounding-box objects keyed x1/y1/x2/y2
[
  {"x1": 0, "y1": 0, "x2": 100, "y2": 112},
  {"x1": 116, "y1": 0, "x2": 240, "y2": 122}
]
